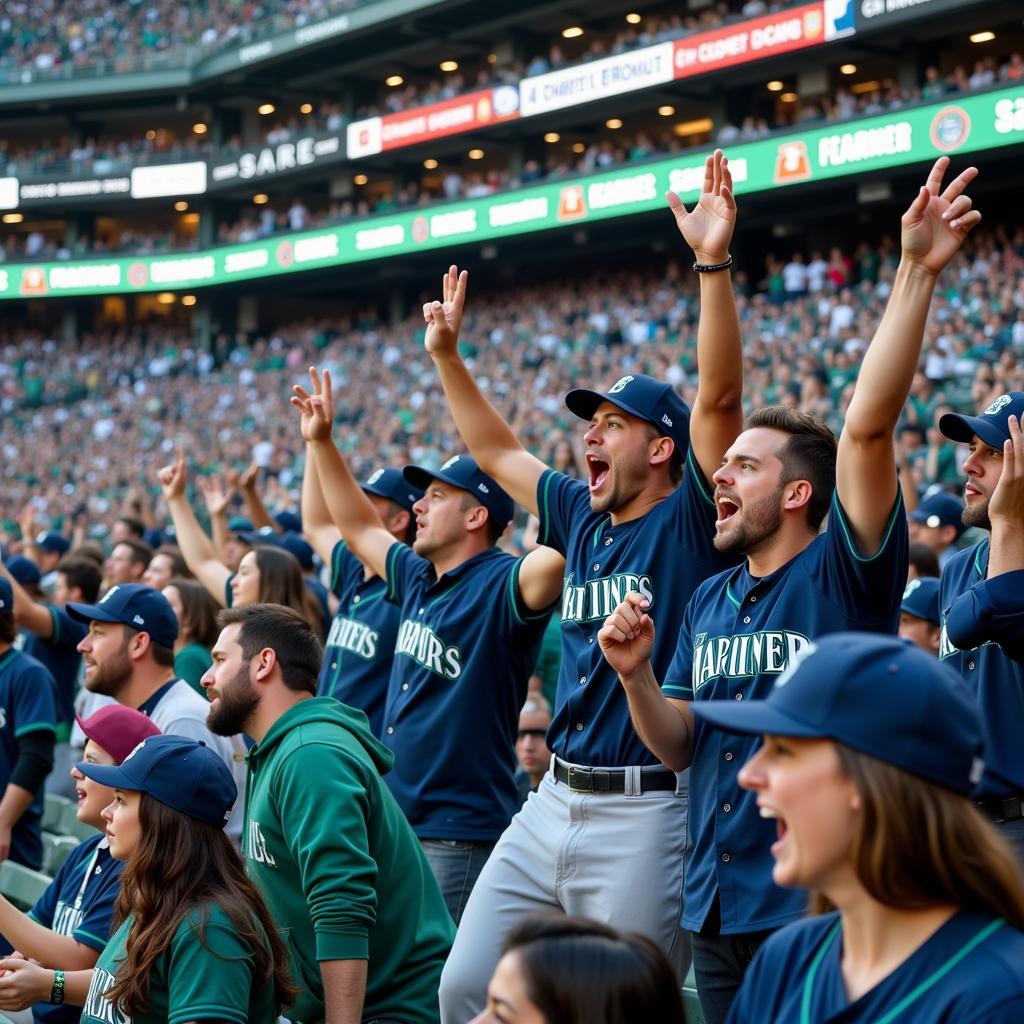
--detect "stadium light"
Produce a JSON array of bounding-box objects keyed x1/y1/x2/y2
[
  {"x1": 781, "y1": 92, "x2": 798, "y2": 102},
  {"x1": 562, "y1": 26, "x2": 584, "y2": 38},
  {"x1": 145, "y1": 129, "x2": 157, "y2": 140},
  {"x1": 253, "y1": 193, "x2": 269, "y2": 204},
  {"x1": 840, "y1": 64, "x2": 857, "y2": 75},
  {"x1": 487, "y1": 53, "x2": 497, "y2": 63},
  {"x1": 2, "y1": 213, "x2": 23, "y2": 224},
  {"x1": 192, "y1": 123, "x2": 207, "y2": 134},
  {"x1": 626, "y1": 13, "x2": 642, "y2": 24},
  {"x1": 572, "y1": 142, "x2": 586, "y2": 153},
  {"x1": 258, "y1": 103, "x2": 276, "y2": 115},
  {"x1": 605, "y1": 118, "x2": 622, "y2": 129},
  {"x1": 182, "y1": 213, "x2": 200, "y2": 225},
  {"x1": 300, "y1": 102, "x2": 313, "y2": 114},
  {"x1": 970, "y1": 31, "x2": 995, "y2": 43},
  {"x1": 468, "y1": 149, "x2": 485, "y2": 160},
  {"x1": 353, "y1": 174, "x2": 369, "y2": 185},
  {"x1": 673, "y1": 117, "x2": 713, "y2": 138},
  {"x1": 423, "y1": 158, "x2": 439, "y2": 169},
  {"x1": 181, "y1": 295, "x2": 198, "y2": 307},
  {"x1": 156, "y1": 293, "x2": 176, "y2": 304},
  {"x1": 440, "y1": 60, "x2": 458, "y2": 72},
  {"x1": 386, "y1": 75, "x2": 404, "y2": 87},
  {"x1": 851, "y1": 79, "x2": 881, "y2": 94},
  {"x1": 544, "y1": 132, "x2": 560, "y2": 143},
  {"x1": 174, "y1": 201, "x2": 189, "y2": 212},
  {"x1": 767, "y1": 80, "x2": 784, "y2": 92},
  {"x1": 658, "y1": 105, "x2": 675, "y2": 116}
]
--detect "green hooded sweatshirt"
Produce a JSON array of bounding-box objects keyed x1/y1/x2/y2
[{"x1": 244, "y1": 697, "x2": 455, "y2": 1024}]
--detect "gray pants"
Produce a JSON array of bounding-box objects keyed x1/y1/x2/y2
[{"x1": 438, "y1": 766, "x2": 690, "y2": 1023}]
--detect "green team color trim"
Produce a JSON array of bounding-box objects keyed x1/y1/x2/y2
[{"x1": 4, "y1": 86, "x2": 1022, "y2": 300}]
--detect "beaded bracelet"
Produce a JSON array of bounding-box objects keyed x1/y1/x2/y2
[{"x1": 692, "y1": 256, "x2": 734, "y2": 273}]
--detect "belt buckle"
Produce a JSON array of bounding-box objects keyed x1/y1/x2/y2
[{"x1": 567, "y1": 766, "x2": 592, "y2": 793}]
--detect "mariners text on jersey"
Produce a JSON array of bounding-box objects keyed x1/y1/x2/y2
[
  {"x1": 326, "y1": 614, "x2": 379, "y2": 661},
  {"x1": 691, "y1": 630, "x2": 811, "y2": 692},
  {"x1": 394, "y1": 619, "x2": 462, "y2": 679},
  {"x1": 561, "y1": 572, "x2": 654, "y2": 623}
]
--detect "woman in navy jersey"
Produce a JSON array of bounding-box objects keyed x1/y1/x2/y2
[{"x1": 690, "y1": 633, "x2": 1024, "y2": 1024}]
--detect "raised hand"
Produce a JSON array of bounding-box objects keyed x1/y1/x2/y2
[
  {"x1": 291, "y1": 367, "x2": 335, "y2": 443},
  {"x1": 598, "y1": 592, "x2": 657, "y2": 680},
  {"x1": 423, "y1": 264, "x2": 468, "y2": 357},
  {"x1": 239, "y1": 460, "x2": 261, "y2": 490},
  {"x1": 901, "y1": 157, "x2": 980, "y2": 277},
  {"x1": 15, "y1": 503, "x2": 37, "y2": 542},
  {"x1": 666, "y1": 149, "x2": 736, "y2": 265},
  {"x1": 157, "y1": 450, "x2": 188, "y2": 501},
  {"x1": 196, "y1": 473, "x2": 235, "y2": 518},
  {"x1": 988, "y1": 415, "x2": 1024, "y2": 526}
]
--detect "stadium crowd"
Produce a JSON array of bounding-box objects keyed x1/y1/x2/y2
[{"x1": 0, "y1": 153, "x2": 1019, "y2": 1024}]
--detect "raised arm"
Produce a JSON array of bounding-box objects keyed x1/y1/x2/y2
[
  {"x1": 195, "y1": 473, "x2": 236, "y2": 562},
  {"x1": 598, "y1": 594, "x2": 694, "y2": 772},
  {"x1": 157, "y1": 454, "x2": 232, "y2": 605},
  {"x1": 0, "y1": 563, "x2": 55, "y2": 639},
  {"x1": 838, "y1": 158, "x2": 980, "y2": 553},
  {"x1": 669, "y1": 150, "x2": 745, "y2": 487},
  {"x1": 0, "y1": 896, "x2": 101, "y2": 969},
  {"x1": 231, "y1": 461, "x2": 276, "y2": 531},
  {"x1": 517, "y1": 545, "x2": 566, "y2": 613},
  {"x1": 292, "y1": 369, "x2": 395, "y2": 579},
  {"x1": 423, "y1": 267, "x2": 548, "y2": 514},
  {"x1": 301, "y1": 450, "x2": 343, "y2": 567}
]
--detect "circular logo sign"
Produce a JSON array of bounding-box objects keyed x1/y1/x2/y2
[
  {"x1": 276, "y1": 241, "x2": 294, "y2": 268},
  {"x1": 411, "y1": 216, "x2": 430, "y2": 244},
  {"x1": 128, "y1": 262, "x2": 149, "y2": 288},
  {"x1": 929, "y1": 107, "x2": 971, "y2": 152}
]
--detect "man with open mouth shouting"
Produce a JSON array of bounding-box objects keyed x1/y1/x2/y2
[
  {"x1": 429, "y1": 149, "x2": 747, "y2": 1024},
  {"x1": 598, "y1": 156, "x2": 982, "y2": 1024}
]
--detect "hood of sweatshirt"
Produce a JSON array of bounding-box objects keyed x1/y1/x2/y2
[{"x1": 247, "y1": 696, "x2": 394, "y2": 774}]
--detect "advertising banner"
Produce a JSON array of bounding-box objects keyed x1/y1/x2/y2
[
  {"x1": 211, "y1": 137, "x2": 341, "y2": 182},
  {"x1": 130, "y1": 161, "x2": 208, "y2": 199}
]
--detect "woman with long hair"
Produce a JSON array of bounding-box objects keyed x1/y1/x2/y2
[
  {"x1": 690, "y1": 633, "x2": 1024, "y2": 1023},
  {"x1": 0, "y1": 735, "x2": 295, "y2": 1023},
  {"x1": 162, "y1": 577, "x2": 220, "y2": 695},
  {"x1": 472, "y1": 915, "x2": 685, "y2": 1024}
]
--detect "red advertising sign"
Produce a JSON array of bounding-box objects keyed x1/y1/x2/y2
[
  {"x1": 673, "y1": 3, "x2": 830, "y2": 79},
  {"x1": 347, "y1": 86, "x2": 520, "y2": 159}
]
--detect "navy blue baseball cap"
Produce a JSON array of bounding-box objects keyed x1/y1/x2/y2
[
  {"x1": 900, "y1": 577, "x2": 941, "y2": 626},
  {"x1": 910, "y1": 491, "x2": 965, "y2": 534},
  {"x1": 404, "y1": 454, "x2": 515, "y2": 532},
  {"x1": 4, "y1": 555, "x2": 41, "y2": 587},
  {"x1": 0, "y1": 577, "x2": 12, "y2": 617},
  {"x1": 939, "y1": 391, "x2": 1024, "y2": 450},
  {"x1": 236, "y1": 526, "x2": 286, "y2": 549},
  {"x1": 280, "y1": 532, "x2": 315, "y2": 571},
  {"x1": 691, "y1": 633, "x2": 983, "y2": 796},
  {"x1": 78, "y1": 734, "x2": 236, "y2": 829},
  {"x1": 227, "y1": 516, "x2": 253, "y2": 534},
  {"x1": 35, "y1": 531, "x2": 69, "y2": 555},
  {"x1": 274, "y1": 510, "x2": 303, "y2": 534},
  {"x1": 565, "y1": 373, "x2": 691, "y2": 453},
  {"x1": 67, "y1": 583, "x2": 179, "y2": 649},
  {"x1": 362, "y1": 467, "x2": 423, "y2": 513}
]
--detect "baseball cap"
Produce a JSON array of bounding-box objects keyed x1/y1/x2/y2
[
  {"x1": 76, "y1": 705, "x2": 161, "y2": 764},
  {"x1": 4, "y1": 555, "x2": 41, "y2": 587},
  {"x1": 67, "y1": 583, "x2": 179, "y2": 649},
  {"x1": 227, "y1": 516, "x2": 253, "y2": 534},
  {"x1": 939, "y1": 391, "x2": 1024, "y2": 450},
  {"x1": 236, "y1": 526, "x2": 286, "y2": 549},
  {"x1": 404, "y1": 454, "x2": 515, "y2": 532},
  {"x1": 690, "y1": 633, "x2": 983, "y2": 796},
  {"x1": 274, "y1": 510, "x2": 303, "y2": 534},
  {"x1": 0, "y1": 577, "x2": 11, "y2": 617},
  {"x1": 35, "y1": 531, "x2": 70, "y2": 555},
  {"x1": 78, "y1": 734, "x2": 236, "y2": 828},
  {"x1": 910, "y1": 492, "x2": 966, "y2": 536},
  {"x1": 564, "y1": 373, "x2": 691, "y2": 454},
  {"x1": 900, "y1": 577, "x2": 941, "y2": 626},
  {"x1": 362, "y1": 467, "x2": 423, "y2": 513},
  {"x1": 280, "y1": 532, "x2": 315, "y2": 571}
]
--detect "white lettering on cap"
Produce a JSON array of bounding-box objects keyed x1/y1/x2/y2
[
  {"x1": 366, "y1": 469, "x2": 385, "y2": 485},
  {"x1": 662, "y1": 413, "x2": 673, "y2": 428},
  {"x1": 903, "y1": 579, "x2": 921, "y2": 599},
  {"x1": 609, "y1": 375, "x2": 634, "y2": 394},
  {"x1": 983, "y1": 394, "x2": 1012, "y2": 416},
  {"x1": 440, "y1": 455, "x2": 461, "y2": 471},
  {"x1": 99, "y1": 586, "x2": 120, "y2": 604},
  {"x1": 133, "y1": 615, "x2": 145, "y2": 626},
  {"x1": 121, "y1": 739, "x2": 149, "y2": 764},
  {"x1": 478, "y1": 482, "x2": 490, "y2": 494},
  {"x1": 774, "y1": 640, "x2": 818, "y2": 688}
]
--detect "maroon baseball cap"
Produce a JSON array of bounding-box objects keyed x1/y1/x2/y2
[{"x1": 76, "y1": 705, "x2": 161, "y2": 765}]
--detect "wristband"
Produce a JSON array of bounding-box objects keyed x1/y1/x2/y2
[
  {"x1": 692, "y1": 256, "x2": 733, "y2": 273},
  {"x1": 50, "y1": 969, "x2": 65, "y2": 1005}
]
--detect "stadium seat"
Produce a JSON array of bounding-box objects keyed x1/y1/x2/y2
[
  {"x1": 58, "y1": 802, "x2": 95, "y2": 843},
  {"x1": 42, "y1": 833, "x2": 80, "y2": 875},
  {"x1": 0, "y1": 862, "x2": 51, "y2": 912},
  {"x1": 683, "y1": 964, "x2": 705, "y2": 1024},
  {"x1": 43, "y1": 793, "x2": 70, "y2": 833}
]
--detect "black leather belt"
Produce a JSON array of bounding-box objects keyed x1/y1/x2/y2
[
  {"x1": 977, "y1": 795, "x2": 1024, "y2": 824},
  {"x1": 553, "y1": 757, "x2": 677, "y2": 794}
]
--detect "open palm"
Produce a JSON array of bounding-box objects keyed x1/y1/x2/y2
[
  {"x1": 291, "y1": 367, "x2": 334, "y2": 443},
  {"x1": 901, "y1": 157, "x2": 980, "y2": 276},
  {"x1": 423, "y1": 265, "x2": 468, "y2": 357},
  {"x1": 667, "y1": 149, "x2": 736, "y2": 264}
]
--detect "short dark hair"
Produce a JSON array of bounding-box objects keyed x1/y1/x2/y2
[
  {"x1": 71, "y1": 544, "x2": 105, "y2": 567},
  {"x1": 383, "y1": 498, "x2": 417, "y2": 546},
  {"x1": 0, "y1": 612, "x2": 17, "y2": 645},
  {"x1": 642, "y1": 422, "x2": 685, "y2": 485},
  {"x1": 458, "y1": 492, "x2": 503, "y2": 546},
  {"x1": 152, "y1": 546, "x2": 192, "y2": 580},
  {"x1": 908, "y1": 542, "x2": 941, "y2": 580},
  {"x1": 115, "y1": 538, "x2": 155, "y2": 569},
  {"x1": 217, "y1": 604, "x2": 322, "y2": 695},
  {"x1": 123, "y1": 626, "x2": 176, "y2": 667},
  {"x1": 745, "y1": 406, "x2": 838, "y2": 529},
  {"x1": 115, "y1": 515, "x2": 147, "y2": 539},
  {"x1": 56, "y1": 557, "x2": 102, "y2": 603},
  {"x1": 503, "y1": 916, "x2": 685, "y2": 1024}
]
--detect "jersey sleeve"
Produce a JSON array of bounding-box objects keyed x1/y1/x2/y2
[
  {"x1": 224, "y1": 573, "x2": 235, "y2": 608},
  {"x1": 73, "y1": 856, "x2": 123, "y2": 951},
  {"x1": 503, "y1": 556, "x2": 558, "y2": 635},
  {"x1": 46, "y1": 605, "x2": 88, "y2": 652},
  {"x1": 944, "y1": 571, "x2": 1024, "y2": 662},
  {"x1": 819, "y1": 491, "x2": 909, "y2": 626},
  {"x1": 535, "y1": 469, "x2": 590, "y2": 556},
  {"x1": 11, "y1": 659, "x2": 57, "y2": 738},
  {"x1": 661, "y1": 590, "x2": 697, "y2": 700},
  {"x1": 663, "y1": 447, "x2": 721, "y2": 555},
  {"x1": 384, "y1": 541, "x2": 427, "y2": 607},
  {"x1": 166, "y1": 911, "x2": 259, "y2": 1024},
  {"x1": 330, "y1": 539, "x2": 363, "y2": 601},
  {"x1": 27, "y1": 874, "x2": 59, "y2": 928}
]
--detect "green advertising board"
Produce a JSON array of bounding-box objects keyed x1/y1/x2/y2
[{"x1": 4, "y1": 85, "x2": 1022, "y2": 300}]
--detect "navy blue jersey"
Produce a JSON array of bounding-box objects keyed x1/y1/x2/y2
[
  {"x1": 304, "y1": 576, "x2": 332, "y2": 640},
  {"x1": 382, "y1": 543, "x2": 552, "y2": 841},
  {"x1": 24, "y1": 606, "x2": 86, "y2": 728},
  {"x1": 939, "y1": 542, "x2": 1024, "y2": 800},
  {"x1": 728, "y1": 910, "x2": 1024, "y2": 1023},
  {"x1": 0, "y1": 648, "x2": 57, "y2": 869},
  {"x1": 665, "y1": 494, "x2": 907, "y2": 934},
  {"x1": 536, "y1": 450, "x2": 738, "y2": 767},
  {"x1": 316, "y1": 541, "x2": 402, "y2": 737},
  {"x1": 30, "y1": 834, "x2": 123, "y2": 1024}
]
